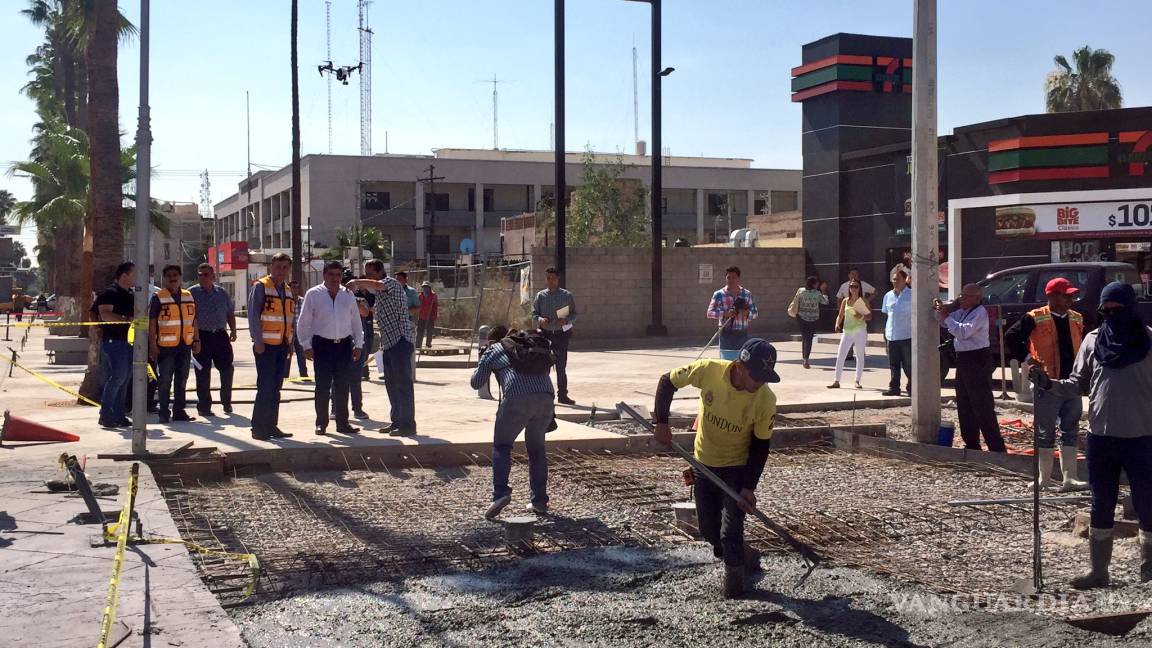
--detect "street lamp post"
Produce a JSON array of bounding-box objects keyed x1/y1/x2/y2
[
  {"x1": 130, "y1": 0, "x2": 152, "y2": 456},
  {"x1": 554, "y1": 0, "x2": 566, "y2": 285}
]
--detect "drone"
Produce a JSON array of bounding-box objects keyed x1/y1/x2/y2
[{"x1": 317, "y1": 61, "x2": 364, "y2": 85}]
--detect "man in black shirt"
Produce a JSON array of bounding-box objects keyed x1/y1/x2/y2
[{"x1": 93, "y1": 262, "x2": 136, "y2": 428}]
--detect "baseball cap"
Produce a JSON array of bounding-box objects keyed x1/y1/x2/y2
[
  {"x1": 739, "y1": 338, "x2": 780, "y2": 384},
  {"x1": 1044, "y1": 277, "x2": 1080, "y2": 297}
]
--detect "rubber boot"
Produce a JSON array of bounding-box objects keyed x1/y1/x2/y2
[
  {"x1": 1141, "y1": 530, "x2": 1152, "y2": 584},
  {"x1": 1028, "y1": 448, "x2": 1055, "y2": 491},
  {"x1": 1070, "y1": 527, "x2": 1113, "y2": 590},
  {"x1": 723, "y1": 564, "x2": 745, "y2": 599},
  {"x1": 1057, "y1": 446, "x2": 1089, "y2": 492}
]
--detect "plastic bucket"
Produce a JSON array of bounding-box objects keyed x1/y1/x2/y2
[
  {"x1": 937, "y1": 421, "x2": 956, "y2": 447},
  {"x1": 719, "y1": 348, "x2": 740, "y2": 361}
]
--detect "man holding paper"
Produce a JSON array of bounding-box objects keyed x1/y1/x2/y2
[{"x1": 532, "y1": 266, "x2": 577, "y2": 405}]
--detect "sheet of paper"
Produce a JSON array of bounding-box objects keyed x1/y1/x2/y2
[
  {"x1": 556, "y1": 305, "x2": 570, "y2": 319},
  {"x1": 562, "y1": 323, "x2": 573, "y2": 332},
  {"x1": 852, "y1": 300, "x2": 870, "y2": 317}
]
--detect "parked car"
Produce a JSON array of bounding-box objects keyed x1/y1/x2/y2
[{"x1": 940, "y1": 262, "x2": 1151, "y2": 380}]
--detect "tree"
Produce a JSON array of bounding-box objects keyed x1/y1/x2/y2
[
  {"x1": 567, "y1": 150, "x2": 649, "y2": 247},
  {"x1": 0, "y1": 190, "x2": 15, "y2": 223},
  {"x1": 323, "y1": 226, "x2": 390, "y2": 263},
  {"x1": 1045, "y1": 46, "x2": 1122, "y2": 113}
]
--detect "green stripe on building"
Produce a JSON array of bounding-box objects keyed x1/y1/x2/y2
[
  {"x1": 988, "y1": 145, "x2": 1109, "y2": 172},
  {"x1": 791, "y1": 64, "x2": 874, "y2": 92}
]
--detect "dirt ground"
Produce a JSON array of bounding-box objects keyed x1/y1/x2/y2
[{"x1": 231, "y1": 545, "x2": 1150, "y2": 648}]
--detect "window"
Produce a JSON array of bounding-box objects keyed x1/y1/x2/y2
[
  {"x1": 429, "y1": 234, "x2": 450, "y2": 255},
  {"x1": 363, "y1": 191, "x2": 390, "y2": 210},
  {"x1": 467, "y1": 188, "x2": 495, "y2": 212},
  {"x1": 754, "y1": 198, "x2": 768, "y2": 215},
  {"x1": 707, "y1": 193, "x2": 728, "y2": 216},
  {"x1": 424, "y1": 193, "x2": 450, "y2": 212},
  {"x1": 1033, "y1": 270, "x2": 1089, "y2": 303},
  {"x1": 981, "y1": 272, "x2": 1030, "y2": 305},
  {"x1": 662, "y1": 197, "x2": 669, "y2": 214},
  {"x1": 770, "y1": 190, "x2": 798, "y2": 212}
]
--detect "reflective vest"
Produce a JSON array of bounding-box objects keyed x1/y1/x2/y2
[
  {"x1": 257, "y1": 276, "x2": 294, "y2": 345},
  {"x1": 1028, "y1": 306, "x2": 1084, "y2": 379},
  {"x1": 156, "y1": 288, "x2": 196, "y2": 347}
]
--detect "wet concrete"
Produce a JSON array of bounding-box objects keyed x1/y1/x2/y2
[{"x1": 232, "y1": 545, "x2": 1150, "y2": 647}]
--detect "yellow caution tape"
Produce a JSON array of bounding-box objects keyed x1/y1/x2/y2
[
  {"x1": 8, "y1": 320, "x2": 131, "y2": 328},
  {"x1": 96, "y1": 465, "x2": 138, "y2": 648},
  {"x1": 0, "y1": 353, "x2": 101, "y2": 407}
]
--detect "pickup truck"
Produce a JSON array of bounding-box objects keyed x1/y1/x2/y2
[{"x1": 940, "y1": 261, "x2": 1152, "y2": 379}]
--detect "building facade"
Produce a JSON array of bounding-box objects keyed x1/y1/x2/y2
[
  {"x1": 123, "y1": 201, "x2": 213, "y2": 279},
  {"x1": 212, "y1": 149, "x2": 801, "y2": 265},
  {"x1": 794, "y1": 33, "x2": 1152, "y2": 296}
]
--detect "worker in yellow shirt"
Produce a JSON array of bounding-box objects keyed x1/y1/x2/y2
[{"x1": 652, "y1": 338, "x2": 779, "y2": 599}]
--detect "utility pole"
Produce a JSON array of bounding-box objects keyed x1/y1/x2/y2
[
  {"x1": 290, "y1": 0, "x2": 303, "y2": 281},
  {"x1": 418, "y1": 165, "x2": 445, "y2": 265},
  {"x1": 911, "y1": 0, "x2": 941, "y2": 443},
  {"x1": 131, "y1": 0, "x2": 152, "y2": 456},
  {"x1": 647, "y1": 0, "x2": 667, "y2": 336},
  {"x1": 554, "y1": 0, "x2": 566, "y2": 284}
]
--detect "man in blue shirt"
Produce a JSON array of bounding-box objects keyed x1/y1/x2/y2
[
  {"x1": 881, "y1": 270, "x2": 913, "y2": 396},
  {"x1": 190, "y1": 263, "x2": 237, "y2": 417}
]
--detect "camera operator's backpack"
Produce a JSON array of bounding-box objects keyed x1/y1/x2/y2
[{"x1": 500, "y1": 330, "x2": 555, "y2": 375}]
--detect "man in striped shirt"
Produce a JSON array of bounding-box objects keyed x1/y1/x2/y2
[
  {"x1": 532, "y1": 267, "x2": 577, "y2": 405},
  {"x1": 346, "y1": 272, "x2": 417, "y2": 436},
  {"x1": 472, "y1": 329, "x2": 555, "y2": 519},
  {"x1": 707, "y1": 266, "x2": 759, "y2": 360}
]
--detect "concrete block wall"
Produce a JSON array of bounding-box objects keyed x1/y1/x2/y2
[{"x1": 531, "y1": 246, "x2": 805, "y2": 340}]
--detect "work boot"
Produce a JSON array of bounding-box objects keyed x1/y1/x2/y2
[
  {"x1": 1057, "y1": 445, "x2": 1089, "y2": 492},
  {"x1": 1070, "y1": 527, "x2": 1113, "y2": 590},
  {"x1": 744, "y1": 545, "x2": 763, "y2": 573},
  {"x1": 1028, "y1": 447, "x2": 1055, "y2": 491},
  {"x1": 723, "y1": 564, "x2": 746, "y2": 599},
  {"x1": 1141, "y1": 530, "x2": 1152, "y2": 583}
]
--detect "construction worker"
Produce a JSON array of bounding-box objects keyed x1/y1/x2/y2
[
  {"x1": 1031, "y1": 282, "x2": 1152, "y2": 589},
  {"x1": 190, "y1": 263, "x2": 237, "y2": 417},
  {"x1": 248, "y1": 252, "x2": 296, "y2": 440},
  {"x1": 651, "y1": 338, "x2": 779, "y2": 599},
  {"x1": 149, "y1": 264, "x2": 199, "y2": 424},
  {"x1": 1005, "y1": 277, "x2": 1088, "y2": 491}
]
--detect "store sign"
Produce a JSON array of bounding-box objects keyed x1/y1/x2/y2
[{"x1": 995, "y1": 200, "x2": 1152, "y2": 240}]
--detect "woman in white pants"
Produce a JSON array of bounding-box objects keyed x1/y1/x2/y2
[{"x1": 828, "y1": 281, "x2": 871, "y2": 389}]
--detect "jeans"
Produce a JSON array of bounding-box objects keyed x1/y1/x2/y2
[
  {"x1": 1087, "y1": 433, "x2": 1152, "y2": 531},
  {"x1": 156, "y1": 345, "x2": 192, "y2": 414},
  {"x1": 416, "y1": 318, "x2": 435, "y2": 348},
  {"x1": 349, "y1": 330, "x2": 373, "y2": 413},
  {"x1": 291, "y1": 332, "x2": 308, "y2": 377},
  {"x1": 313, "y1": 336, "x2": 353, "y2": 428},
  {"x1": 887, "y1": 338, "x2": 912, "y2": 391},
  {"x1": 381, "y1": 338, "x2": 416, "y2": 429},
  {"x1": 1033, "y1": 388, "x2": 1082, "y2": 448},
  {"x1": 718, "y1": 328, "x2": 748, "y2": 361},
  {"x1": 834, "y1": 328, "x2": 868, "y2": 383},
  {"x1": 798, "y1": 318, "x2": 818, "y2": 361},
  {"x1": 491, "y1": 392, "x2": 554, "y2": 506},
  {"x1": 694, "y1": 465, "x2": 747, "y2": 567},
  {"x1": 955, "y1": 348, "x2": 1006, "y2": 452},
  {"x1": 541, "y1": 329, "x2": 571, "y2": 398},
  {"x1": 99, "y1": 339, "x2": 132, "y2": 422},
  {"x1": 252, "y1": 344, "x2": 289, "y2": 433},
  {"x1": 193, "y1": 330, "x2": 234, "y2": 413}
]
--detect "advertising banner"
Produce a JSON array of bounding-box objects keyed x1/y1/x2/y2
[{"x1": 995, "y1": 199, "x2": 1152, "y2": 240}]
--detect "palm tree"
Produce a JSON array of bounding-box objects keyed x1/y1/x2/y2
[
  {"x1": 0, "y1": 190, "x2": 15, "y2": 224},
  {"x1": 1045, "y1": 46, "x2": 1123, "y2": 113},
  {"x1": 323, "y1": 226, "x2": 391, "y2": 263}
]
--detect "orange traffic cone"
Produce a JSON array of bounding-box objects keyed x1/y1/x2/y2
[{"x1": 1, "y1": 410, "x2": 80, "y2": 445}]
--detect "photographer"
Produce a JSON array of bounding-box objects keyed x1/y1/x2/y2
[
  {"x1": 707, "y1": 266, "x2": 759, "y2": 360},
  {"x1": 934, "y1": 284, "x2": 1005, "y2": 452}
]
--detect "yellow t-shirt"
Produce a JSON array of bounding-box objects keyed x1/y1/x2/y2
[{"x1": 669, "y1": 359, "x2": 776, "y2": 468}]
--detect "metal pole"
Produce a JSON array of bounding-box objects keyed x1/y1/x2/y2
[
  {"x1": 998, "y1": 316, "x2": 1010, "y2": 399},
  {"x1": 554, "y1": 0, "x2": 566, "y2": 284},
  {"x1": 910, "y1": 0, "x2": 940, "y2": 443},
  {"x1": 131, "y1": 0, "x2": 152, "y2": 456},
  {"x1": 3, "y1": 313, "x2": 9, "y2": 342},
  {"x1": 646, "y1": 0, "x2": 666, "y2": 336}
]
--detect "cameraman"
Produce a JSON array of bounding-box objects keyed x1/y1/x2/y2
[{"x1": 707, "y1": 266, "x2": 759, "y2": 360}]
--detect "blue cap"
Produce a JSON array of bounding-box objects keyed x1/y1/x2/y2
[
  {"x1": 739, "y1": 338, "x2": 780, "y2": 383},
  {"x1": 1101, "y1": 281, "x2": 1136, "y2": 310}
]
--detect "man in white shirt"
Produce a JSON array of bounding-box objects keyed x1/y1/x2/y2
[
  {"x1": 297, "y1": 261, "x2": 365, "y2": 436},
  {"x1": 836, "y1": 268, "x2": 875, "y2": 302}
]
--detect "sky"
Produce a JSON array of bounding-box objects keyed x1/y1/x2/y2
[{"x1": 2, "y1": 0, "x2": 1152, "y2": 257}]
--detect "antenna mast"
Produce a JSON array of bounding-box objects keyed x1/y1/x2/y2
[
  {"x1": 325, "y1": 0, "x2": 332, "y2": 154},
  {"x1": 632, "y1": 39, "x2": 639, "y2": 147},
  {"x1": 199, "y1": 169, "x2": 212, "y2": 219},
  {"x1": 358, "y1": 0, "x2": 373, "y2": 155}
]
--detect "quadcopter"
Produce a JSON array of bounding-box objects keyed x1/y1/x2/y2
[{"x1": 317, "y1": 61, "x2": 364, "y2": 85}]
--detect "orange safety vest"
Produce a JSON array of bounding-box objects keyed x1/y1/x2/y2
[
  {"x1": 257, "y1": 276, "x2": 295, "y2": 345},
  {"x1": 155, "y1": 288, "x2": 196, "y2": 347},
  {"x1": 1028, "y1": 306, "x2": 1084, "y2": 379}
]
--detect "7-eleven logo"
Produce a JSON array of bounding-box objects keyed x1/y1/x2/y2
[{"x1": 1124, "y1": 131, "x2": 1152, "y2": 176}]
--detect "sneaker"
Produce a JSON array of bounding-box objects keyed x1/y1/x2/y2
[
  {"x1": 172, "y1": 410, "x2": 195, "y2": 422},
  {"x1": 557, "y1": 395, "x2": 576, "y2": 406},
  {"x1": 116, "y1": 417, "x2": 132, "y2": 427},
  {"x1": 315, "y1": 426, "x2": 328, "y2": 436},
  {"x1": 526, "y1": 502, "x2": 548, "y2": 515},
  {"x1": 485, "y1": 495, "x2": 511, "y2": 520},
  {"x1": 379, "y1": 423, "x2": 398, "y2": 434}
]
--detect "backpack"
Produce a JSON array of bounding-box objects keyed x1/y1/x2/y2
[{"x1": 499, "y1": 330, "x2": 555, "y2": 375}]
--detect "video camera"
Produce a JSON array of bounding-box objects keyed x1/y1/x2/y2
[{"x1": 732, "y1": 297, "x2": 748, "y2": 312}]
